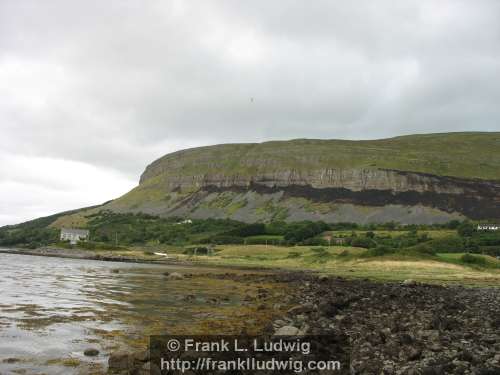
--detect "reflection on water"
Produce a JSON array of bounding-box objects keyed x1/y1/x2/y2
[{"x1": 0, "y1": 252, "x2": 283, "y2": 374}]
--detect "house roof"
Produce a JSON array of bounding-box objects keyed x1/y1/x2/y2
[{"x1": 61, "y1": 228, "x2": 89, "y2": 236}]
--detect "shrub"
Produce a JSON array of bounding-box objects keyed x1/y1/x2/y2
[
  {"x1": 426, "y1": 236, "x2": 465, "y2": 253},
  {"x1": 283, "y1": 221, "x2": 329, "y2": 243},
  {"x1": 399, "y1": 236, "x2": 465, "y2": 255},
  {"x1": 351, "y1": 237, "x2": 376, "y2": 249},
  {"x1": 207, "y1": 236, "x2": 244, "y2": 245},
  {"x1": 301, "y1": 237, "x2": 329, "y2": 246},
  {"x1": 404, "y1": 243, "x2": 437, "y2": 256},
  {"x1": 382, "y1": 221, "x2": 397, "y2": 230},
  {"x1": 475, "y1": 232, "x2": 500, "y2": 246},
  {"x1": 330, "y1": 222, "x2": 358, "y2": 231},
  {"x1": 244, "y1": 235, "x2": 283, "y2": 245},
  {"x1": 364, "y1": 246, "x2": 396, "y2": 257},
  {"x1": 225, "y1": 223, "x2": 266, "y2": 237},
  {"x1": 446, "y1": 220, "x2": 461, "y2": 229},
  {"x1": 460, "y1": 253, "x2": 487, "y2": 267},
  {"x1": 265, "y1": 221, "x2": 288, "y2": 235},
  {"x1": 481, "y1": 246, "x2": 500, "y2": 257},
  {"x1": 457, "y1": 222, "x2": 475, "y2": 237}
]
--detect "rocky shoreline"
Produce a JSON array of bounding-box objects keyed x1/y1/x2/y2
[
  {"x1": 281, "y1": 274, "x2": 500, "y2": 375},
  {"x1": 107, "y1": 273, "x2": 500, "y2": 375}
]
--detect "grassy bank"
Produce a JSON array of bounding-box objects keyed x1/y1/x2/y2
[{"x1": 100, "y1": 244, "x2": 500, "y2": 286}]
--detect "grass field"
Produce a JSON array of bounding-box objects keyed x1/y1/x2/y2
[
  {"x1": 119, "y1": 244, "x2": 500, "y2": 286},
  {"x1": 325, "y1": 230, "x2": 457, "y2": 239}
]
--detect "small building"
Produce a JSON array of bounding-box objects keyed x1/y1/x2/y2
[
  {"x1": 60, "y1": 228, "x2": 90, "y2": 245},
  {"x1": 176, "y1": 219, "x2": 193, "y2": 225},
  {"x1": 477, "y1": 224, "x2": 499, "y2": 231}
]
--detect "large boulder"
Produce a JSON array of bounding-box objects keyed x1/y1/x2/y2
[
  {"x1": 274, "y1": 325, "x2": 301, "y2": 336},
  {"x1": 108, "y1": 352, "x2": 134, "y2": 372},
  {"x1": 83, "y1": 348, "x2": 99, "y2": 357}
]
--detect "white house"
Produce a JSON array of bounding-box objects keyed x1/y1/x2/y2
[
  {"x1": 176, "y1": 219, "x2": 193, "y2": 225},
  {"x1": 477, "y1": 224, "x2": 499, "y2": 231},
  {"x1": 60, "y1": 228, "x2": 90, "y2": 244}
]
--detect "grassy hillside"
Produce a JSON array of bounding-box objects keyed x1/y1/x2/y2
[
  {"x1": 105, "y1": 132, "x2": 500, "y2": 225},
  {"x1": 163, "y1": 245, "x2": 500, "y2": 285},
  {"x1": 3, "y1": 132, "x2": 500, "y2": 234},
  {"x1": 142, "y1": 132, "x2": 500, "y2": 182}
]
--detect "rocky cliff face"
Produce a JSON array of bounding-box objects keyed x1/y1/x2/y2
[
  {"x1": 140, "y1": 167, "x2": 468, "y2": 194},
  {"x1": 108, "y1": 133, "x2": 500, "y2": 224}
]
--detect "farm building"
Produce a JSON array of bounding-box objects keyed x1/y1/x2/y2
[{"x1": 60, "y1": 228, "x2": 89, "y2": 244}]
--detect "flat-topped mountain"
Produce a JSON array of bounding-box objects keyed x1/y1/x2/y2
[
  {"x1": 51, "y1": 132, "x2": 500, "y2": 226},
  {"x1": 140, "y1": 132, "x2": 500, "y2": 183},
  {"x1": 91, "y1": 132, "x2": 499, "y2": 225}
]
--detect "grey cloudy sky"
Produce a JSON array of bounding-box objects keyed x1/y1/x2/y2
[{"x1": 1, "y1": 0, "x2": 500, "y2": 225}]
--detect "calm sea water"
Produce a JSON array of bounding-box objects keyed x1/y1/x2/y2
[{"x1": 0, "y1": 251, "x2": 255, "y2": 374}]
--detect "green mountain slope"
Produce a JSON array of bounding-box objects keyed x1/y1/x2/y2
[
  {"x1": 7, "y1": 132, "x2": 500, "y2": 230},
  {"x1": 102, "y1": 132, "x2": 500, "y2": 225},
  {"x1": 140, "y1": 132, "x2": 500, "y2": 183}
]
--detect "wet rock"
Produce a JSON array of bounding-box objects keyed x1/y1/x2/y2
[
  {"x1": 276, "y1": 274, "x2": 499, "y2": 373},
  {"x1": 428, "y1": 342, "x2": 443, "y2": 352},
  {"x1": 83, "y1": 348, "x2": 99, "y2": 356},
  {"x1": 166, "y1": 272, "x2": 184, "y2": 280},
  {"x1": 137, "y1": 361, "x2": 161, "y2": 375},
  {"x1": 429, "y1": 315, "x2": 460, "y2": 331},
  {"x1": 318, "y1": 301, "x2": 338, "y2": 316},
  {"x1": 2, "y1": 358, "x2": 20, "y2": 363},
  {"x1": 379, "y1": 327, "x2": 392, "y2": 343},
  {"x1": 273, "y1": 319, "x2": 287, "y2": 327},
  {"x1": 108, "y1": 352, "x2": 134, "y2": 371},
  {"x1": 287, "y1": 302, "x2": 314, "y2": 315},
  {"x1": 475, "y1": 366, "x2": 500, "y2": 375},
  {"x1": 421, "y1": 365, "x2": 443, "y2": 375},
  {"x1": 274, "y1": 325, "x2": 300, "y2": 336},
  {"x1": 398, "y1": 332, "x2": 414, "y2": 345},
  {"x1": 482, "y1": 334, "x2": 498, "y2": 344},
  {"x1": 458, "y1": 349, "x2": 477, "y2": 363},
  {"x1": 134, "y1": 349, "x2": 150, "y2": 362},
  {"x1": 402, "y1": 279, "x2": 417, "y2": 286},
  {"x1": 406, "y1": 347, "x2": 422, "y2": 361}
]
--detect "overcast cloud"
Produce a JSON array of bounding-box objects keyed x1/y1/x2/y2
[{"x1": 1, "y1": 0, "x2": 500, "y2": 225}]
